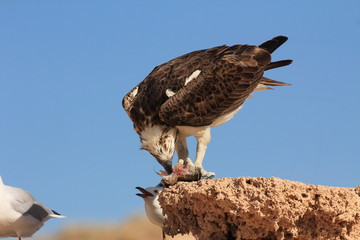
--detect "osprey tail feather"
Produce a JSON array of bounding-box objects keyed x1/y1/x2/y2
[
  {"x1": 251, "y1": 75, "x2": 290, "y2": 95},
  {"x1": 259, "y1": 36, "x2": 288, "y2": 54},
  {"x1": 257, "y1": 36, "x2": 292, "y2": 87},
  {"x1": 260, "y1": 59, "x2": 293, "y2": 87},
  {"x1": 265, "y1": 60, "x2": 292, "y2": 71}
]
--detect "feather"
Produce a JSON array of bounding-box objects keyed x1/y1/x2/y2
[{"x1": 258, "y1": 36, "x2": 288, "y2": 53}]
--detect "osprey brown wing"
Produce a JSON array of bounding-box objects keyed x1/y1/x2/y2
[
  {"x1": 159, "y1": 36, "x2": 289, "y2": 126},
  {"x1": 122, "y1": 46, "x2": 229, "y2": 131},
  {"x1": 159, "y1": 44, "x2": 272, "y2": 126},
  {"x1": 123, "y1": 36, "x2": 290, "y2": 129}
]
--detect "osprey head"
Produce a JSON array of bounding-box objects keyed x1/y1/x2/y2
[{"x1": 140, "y1": 125, "x2": 178, "y2": 171}]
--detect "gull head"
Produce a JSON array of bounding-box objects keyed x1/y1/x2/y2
[{"x1": 136, "y1": 186, "x2": 163, "y2": 202}]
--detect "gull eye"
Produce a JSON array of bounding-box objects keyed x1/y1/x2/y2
[{"x1": 154, "y1": 190, "x2": 158, "y2": 193}]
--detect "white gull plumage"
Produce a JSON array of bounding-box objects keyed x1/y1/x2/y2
[
  {"x1": 136, "y1": 185, "x2": 166, "y2": 239},
  {"x1": 0, "y1": 176, "x2": 65, "y2": 240}
]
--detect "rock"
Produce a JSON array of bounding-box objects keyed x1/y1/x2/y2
[{"x1": 158, "y1": 177, "x2": 360, "y2": 240}]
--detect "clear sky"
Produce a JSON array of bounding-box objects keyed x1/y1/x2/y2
[{"x1": 1, "y1": 0, "x2": 360, "y2": 236}]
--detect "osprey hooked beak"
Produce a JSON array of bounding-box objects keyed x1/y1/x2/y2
[{"x1": 136, "y1": 187, "x2": 154, "y2": 198}]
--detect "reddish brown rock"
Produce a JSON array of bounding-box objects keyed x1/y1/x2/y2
[{"x1": 158, "y1": 177, "x2": 360, "y2": 240}]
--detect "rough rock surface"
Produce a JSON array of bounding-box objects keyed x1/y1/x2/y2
[{"x1": 158, "y1": 177, "x2": 360, "y2": 240}]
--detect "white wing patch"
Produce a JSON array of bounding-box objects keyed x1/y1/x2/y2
[
  {"x1": 129, "y1": 86, "x2": 139, "y2": 98},
  {"x1": 123, "y1": 86, "x2": 139, "y2": 113},
  {"x1": 185, "y1": 70, "x2": 201, "y2": 85},
  {"x1": 166, "y1": 89, "x2": 175, "y2": 97}
]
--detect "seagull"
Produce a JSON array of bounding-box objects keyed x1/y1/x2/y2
[
  {"x1": 0, "y1": 176, "x2": 65, "y2": 240},
  {"x1": 136, "y1": 185, "x2": 166, "y2": 239},
  {"x1": 123, "y1": 36, "x2": 292, "y2": 181}
]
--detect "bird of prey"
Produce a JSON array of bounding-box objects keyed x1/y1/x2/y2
[
  {"x1": 0, "y1": 176, "x2": 65, "y2": 240},
  {"x1": 123, "y1": 36, "x2": 292, "y2": 181},
  {"x1": 136, "y1": 185, "x2": 166, "y2": 239}
]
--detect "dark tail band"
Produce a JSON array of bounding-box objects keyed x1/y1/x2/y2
[{"x1": 259, "y1": 36, "x2": 288, "y2": 53}]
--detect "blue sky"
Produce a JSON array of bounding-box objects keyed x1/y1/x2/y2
[{"x1": 1, "y1": 0, "x2": 360, "y2": 236}]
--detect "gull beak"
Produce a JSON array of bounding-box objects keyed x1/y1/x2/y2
[{"x1": 136, "y1": 187, "x2": 154, "y2": 198}]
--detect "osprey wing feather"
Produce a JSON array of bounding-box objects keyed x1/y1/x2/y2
[{"x1": 159, "y1": 44, "x2": 272, "y2": 126}]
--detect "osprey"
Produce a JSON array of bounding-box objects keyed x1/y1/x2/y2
[{"x1": 123, "y1": 36, "x2": 292, "y2": 180}]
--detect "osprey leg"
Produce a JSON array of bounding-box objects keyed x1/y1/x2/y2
[{"x1": 194, "y1": 127, "x2": 215, "y2": 178}]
